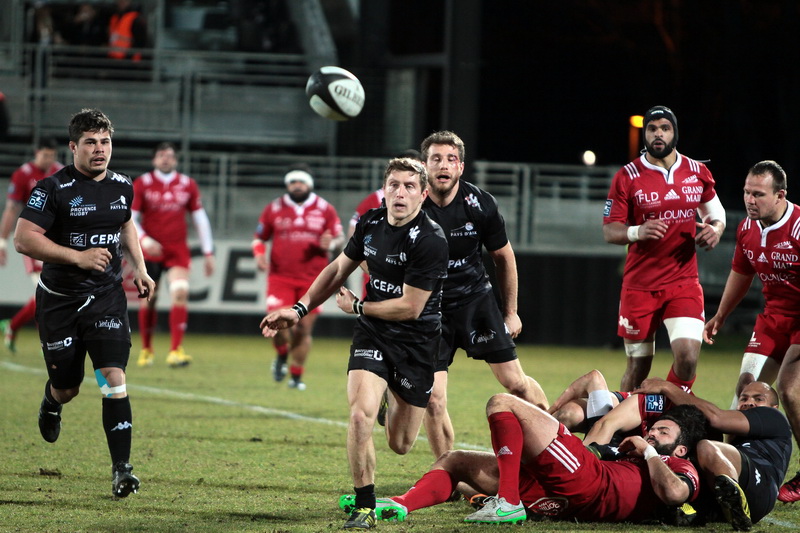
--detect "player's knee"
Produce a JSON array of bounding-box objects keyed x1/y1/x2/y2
[
  {"x1": 624, "y1": 340, "x2": 655, "y2": 359},
  {"x1": 54, "y1": 387, "x2": 80, "y2": 404},
  {"x1": 169, "y1": 278, "x2": 189, "y2": 303},
  {"x1": 426, "y1": 392, "x2": 447, "y2": 417},
  {"x1": 485, "y1": 392, "x2": 516, "y2": 414}
]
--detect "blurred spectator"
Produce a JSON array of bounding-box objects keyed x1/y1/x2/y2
[
  {"x1": 61, "y1": 3, "x2": 106, "y2": 47},
  {"x1": 108, "y1": 0, "x2": 147, "y2": 61}
]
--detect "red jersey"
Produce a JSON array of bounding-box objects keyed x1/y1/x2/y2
[
  {"x1": 132, "y1": 172, "x2": 204, "y2": 246},
  {"x1": 255, "y1": 193, "x2": 342, "y2": 281},
  {"x1": 604, "y1": 153, "x2": 718, "y2": 290},
  {"x1": 731, "y1": 201, "x2": 800, "y2": 317},
  {"x1": 8, "y1": 161, "x2": 64, "y2": 203},
  {"x1": 349, "y1": 189, "x2": 384, "y2": 227}
]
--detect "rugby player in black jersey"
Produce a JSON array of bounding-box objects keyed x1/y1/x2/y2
[{"x1": 261, "y1": 157, "x2": 448, "y2": 529}]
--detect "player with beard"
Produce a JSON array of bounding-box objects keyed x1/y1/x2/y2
[
  {"x1": 339, "y1": 398, "x2": 706, "y2": 525},
  {"x1": 418, "y1": 130, "x2": 548, "y2": 459},
  {"x1": 603, "y1": 106, "x2": 726, "y2": 392},
  {"x1": 636, "y1": 379, "x2": 791, "y2": 530},
  {"x1": 252, "y1": 165, "x2": 343, "y2": 390},
  {"x1": 261, "y1": 158, "x2": 448, "y2": 529}
]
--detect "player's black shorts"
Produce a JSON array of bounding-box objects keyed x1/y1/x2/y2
[
  {"x1": 36, "y1": 284, "x2": 131, "y2": 389},
  {"x1": 436, "y1": 290, "x2": 516, "y2": 371},
  {"x1": 738, "y1": 448, "x2": 780, "y2": 523},
  {"x1": 348, "y1": 322, "x2": 437, "y2": 408}
]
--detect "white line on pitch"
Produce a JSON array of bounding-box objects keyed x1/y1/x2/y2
[{"x1": 1, "y1": 360, "x2": 490, "y2": 452}]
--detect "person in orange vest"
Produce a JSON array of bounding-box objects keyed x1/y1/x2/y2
[{"x1": 108, "y1": 0, "x2": 147, "y2": 61}]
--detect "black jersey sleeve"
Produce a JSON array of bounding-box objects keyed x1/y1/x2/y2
[
  {"x1": 478, "y1": 189, "x2": 509, "y2": 252},
  {"x1": 19, "y1": 176, "x2": 58, "y2": 230},
  {"x1": 742, "y1": 407, "x2": 792, "y2": 439},
  {"x1": 403, "y1": 218, "x2": 448, "y2": 291},
  {"x1": 343, "y1": 208, "x2": 372, "y2": 262}
]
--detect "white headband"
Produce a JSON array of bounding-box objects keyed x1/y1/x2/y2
[{"x1": 284, "y1": 170, "x2": 314, "y2": 188}]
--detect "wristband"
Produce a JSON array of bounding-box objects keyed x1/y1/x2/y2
[
  {"x1": 0, "y1": 238, "x2": 6, "y2": 250},
  {"x1": 352, "y1": 298, "x2": 364, "y2": 316},
  {"x1": 627, "y1": 225, "x2": 641, "y2": 242},
  {"x1": 292, "y1": 302, "x2": 309, "y2": 320},
  {"x1": 643, "y1": 445, "x2": 658, "y2": 461},
  {"x1": 251, "y1": 240, "x2": 266, "y2": 257}
]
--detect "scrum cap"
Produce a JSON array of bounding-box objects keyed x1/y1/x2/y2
[{"x1": 643, "y1": 105, "x2": 678, "y2": 144}]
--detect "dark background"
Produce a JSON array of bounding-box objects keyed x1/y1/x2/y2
[{"x1": 377, "y1": 0, "x2": 800, "y2": 210}]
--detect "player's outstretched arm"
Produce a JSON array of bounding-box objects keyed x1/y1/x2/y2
[
  {"x1": 634, "y1": 378, "x2": 750, "y2": 434},
  {"x1": 584, "y1": 393, "x2": 642, "y2": 445}
]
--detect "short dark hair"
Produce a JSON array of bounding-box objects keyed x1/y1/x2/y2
[
  {"x1": 657, "y1": 404, "x2": 709, "y2": 453},
  {"x1": 68, "y1": 108, "x2": 114, "y2": 143},
  {"x1": 383, "y1": 157, "x2": 428, "y2": 190},
  {"x1": 37, "y1": 137, "x2": 58, "y2": 151},
  {"x1": 749, "y1": 160, "x2": 787, "y2": 193},
  {"x1": 154, "y1": 142, "x2": 177, "y2": 156},
  {"x1": 420, "y1": 130, "x2": 465, "y2": 162}
]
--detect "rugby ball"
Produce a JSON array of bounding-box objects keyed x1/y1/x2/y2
[{"x1": 305, "y1": 66, "x2": 365, "y2": 121}]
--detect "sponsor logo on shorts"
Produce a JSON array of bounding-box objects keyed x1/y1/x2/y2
[
  {"x1": 398, "y1": 377, "x2": 413, "y2": 389},
  {"x1": 27, "y1": 189, "x2": 48, "y2": 211},
  {"x1": 96, "y1": 317, "x2": 123, "y2": 330},
  {"x1": 470, "y1": 329, "x2": 497, "y2": 345},
  {"x1": 618, "y1": 316, "x2": 640, "y2": 336},
  {"x1": 747, "y1": 332, "x2": 760, "y2": 349},
  {"x1": 527, "y1": 497, "x2": 568, "y2": 517},
  {"x1": 70, "y1": 233, "x2": 87, "y2": 247},
  {"x1": 644, "y1": 394, "x2": 665, "y2": 413},
  {"x1": 46, "y1": 336, "x2": 74, "y2": 351},
  {"x1": 354, "y1": 349, "x2": 383, "y2": 361}
]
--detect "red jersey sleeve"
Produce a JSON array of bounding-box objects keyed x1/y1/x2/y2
[
  {"x1": 255, "y1": 203, "x2": 274, "y2": 241},
  {"x1": 663, "y1": 456, "x2": 701, "y2": 502},
  {"x1": 186, "y1": 177, "x2": 204, "y2": 212},
  {"x1": 731, "y1": 220, "x2": 755, "y2": 276},
  {"x1": 131, "y1": 175, "x2": 144, "y2": 211},
  {"x1": 603, "y1": 167, "x2": 633, "y2": 225}
]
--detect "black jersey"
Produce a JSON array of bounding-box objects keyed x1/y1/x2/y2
[
  {"x1": 19, "y1": 165, "x2": 133, "y2": 297},
  {"x1": 732, "y1": 406, "x2": 792, "y2": 490},
  {"x1": 422, "y1": 181, "x2": 508, "y2": 306},
  {"x1": 344, "y1": 206, "x2": 448, "y2": 343}
]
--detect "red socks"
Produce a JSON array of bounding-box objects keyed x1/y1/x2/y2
[
  {"x1": 169, "y1": 305, "x2": 188, "y2": 351},
  {"x1": 667, "y1": 365, "x2": 695, "y2": 394},
  {"x1": 392, "y1": 469, "x2": 455, "y2": 512},
  {"x1": 489, "y1": 411, "x2": 523, "y2": 505},
  {"x1": 138, "y1": 305, "x2": 157, "y2": 349},
  {"x1": 10, "y1": 297, "x2": 36, "y2": 331}
]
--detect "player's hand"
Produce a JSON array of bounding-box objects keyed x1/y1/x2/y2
[
  {"x1": 134, "y1": 272, "x2": 156, "y2": 301},
  {"x1": 141, "y1": 235, "x2": 163, "y2": 258},
  {"x1": 617, "y1": 435, "x2": 649, "y2": 456},
  {"x1": 632, "y1": 377, "x2": 670, "y2": 395},
  {"x1": 336, "y1": 286, "x2": 358, "y2": 314},
  {"x1": 255, "y1": 254, "x2": 269, "y2": 273},
  {"x1": 695, "y1": 221, "x2": 722, "y2": 250},
  {"x1": 505, "y1": 312, "x2": 522, "y2": 338},
  {"x1": 77, "y1": 247, "x2": 112, "y2": 272},
  {"x1": 703, "y1": 315, "x2": 724, "y2": 344},
  {"x1": 639, "y1": 219, "x2": 669, "y2": 240},
  {"x1": 260, "y1": 308, "x2": 299, "y2": 337},
  {"x1": 204, "y1": 254, "x2": 215, "y2": 277},
  {"x1": 319, "y1": 230, "x2": 333, "y2": 252}
]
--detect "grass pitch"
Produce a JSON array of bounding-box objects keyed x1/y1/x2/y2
[{"x1": 1, "y1": 327, "x2": 798, "y2": 532}]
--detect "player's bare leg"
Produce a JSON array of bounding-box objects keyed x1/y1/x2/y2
[
  {"x1": 346, "y1": 370, "x2": 385, "y2": 488},
  {"x1": 383, "y1": 389, "x2": 425, "y2": 455},
  {"x1": 730, "y1": 354, "x2": 779, "y2": 408},
  {"x1": 424, "y1": 370, "x2": 455, "y2": 458},
  {"x1": 620, "y1": 337, "x2": 655, "y2": 391},
  {"x1": 489, "y1": 359, "x2": 549, "y2": 410},
  {"x1": 287, "y1": 312, "x2": 318, "y2": 390},
  {"x1": 777, "y1": 344, "x2": 800, "y2": 502}
]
